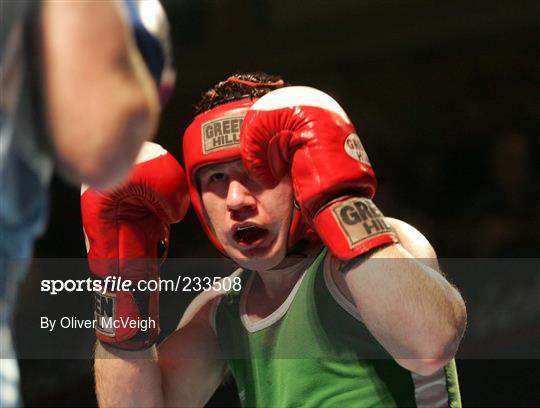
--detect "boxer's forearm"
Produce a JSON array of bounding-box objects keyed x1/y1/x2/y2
[
  {"x1": 344, "y1": 244, "x2": 466, "y2": 375},
  {"x1": 94, "y1": 342, "x2": 163, "y2": 407}
]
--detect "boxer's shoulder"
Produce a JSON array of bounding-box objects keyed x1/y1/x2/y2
[
  {"x1": 327, "y1": 217, "x2": 439, "y2": 277},
  {"x1": 177, "y1": 268, "x2": 244, "y2": 330},
  {"x1": 385, "y1": 217, "x2": 437, "y2": 260}
]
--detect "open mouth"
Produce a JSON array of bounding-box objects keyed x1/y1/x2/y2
[{"x1": 233, "y1": 224, "x2": 269, "y2": 247}]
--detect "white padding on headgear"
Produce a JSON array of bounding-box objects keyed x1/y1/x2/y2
[{"x1": 251, "y1": 86, "x2": 351, "y2": 124}]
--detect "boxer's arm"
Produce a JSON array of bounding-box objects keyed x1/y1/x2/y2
[
  {"x1": 332, "y1": 218, "x2": 466, "y2": 376},
  {"x1": 41, "y1": 0, "x2": 159, "y2": 187},
  {"x1": 93, "y1": 291, "x2": 225, "y2": 407},
  {"x1": 94, "y1": 344, "x2": 164, "y2": 407},
  {"x1": 158, "y1": 291, "x2": 227, "y2": 407}
]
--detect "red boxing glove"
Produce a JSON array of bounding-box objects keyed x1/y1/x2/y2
[
  {"x1": 241, "y1": 86, "x2": 398, "y2": 260},
  {"x1": 81, "y1": 142, "x2": 189, "y2": 349}
]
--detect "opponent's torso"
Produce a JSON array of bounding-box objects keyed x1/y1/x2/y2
[
  {"x1": 1, "y1": 1, "x2": 52, "y2": 261},
  {"x1": 1, "y1": 7, "x2": 52, "y2": 406},
  {"x1": 215, "y1": 249, "x2": 461, "y2": 407}
]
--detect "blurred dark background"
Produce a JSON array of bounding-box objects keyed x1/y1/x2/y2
[{"x1": 15, "y1": 0, "x2": 540, "y2": 406}]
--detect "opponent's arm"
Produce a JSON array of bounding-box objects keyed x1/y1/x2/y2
[
  {"x1": 333, "y1": 219, "x2": 466, "y2": 376},
  {"x1": 42, "y1": 0, "x2": 159, "y2": 187}
]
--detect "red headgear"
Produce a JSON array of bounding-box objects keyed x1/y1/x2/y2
[{"x1": 183, "y1": 98, "x2": 310, "y2": 256}]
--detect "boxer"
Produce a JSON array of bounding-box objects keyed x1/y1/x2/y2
[{"x1": 93, "y1": 73, "x2": 466, "y2": 407}]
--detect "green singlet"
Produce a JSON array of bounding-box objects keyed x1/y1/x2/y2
[{"x1": 215, "y1": 249, "x2": 461, "y2": 407}]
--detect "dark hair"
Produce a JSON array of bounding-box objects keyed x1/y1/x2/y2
[{"x1": 195, "y1": 72, "x2": 288, "y2": 114}]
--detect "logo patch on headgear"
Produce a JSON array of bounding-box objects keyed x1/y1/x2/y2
[
  {"x1": 202, "y1": 116, "x2": 243, "y2": 154},
  {"x1": 344, "y1": 133, "x2": 370, "y2": 165}
]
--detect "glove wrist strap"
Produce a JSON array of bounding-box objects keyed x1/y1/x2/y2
[{"x1": 314, "y1": 196, "x2": 399, "y2": 260}]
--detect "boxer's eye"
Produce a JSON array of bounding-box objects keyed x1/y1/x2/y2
[{"x1": 209, "y1": 172, "x2": 228, "y2": 183}]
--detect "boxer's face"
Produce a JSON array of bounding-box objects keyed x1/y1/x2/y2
[{"x1": 199, "y1": 159, "x2": 294, "y2": 271}]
